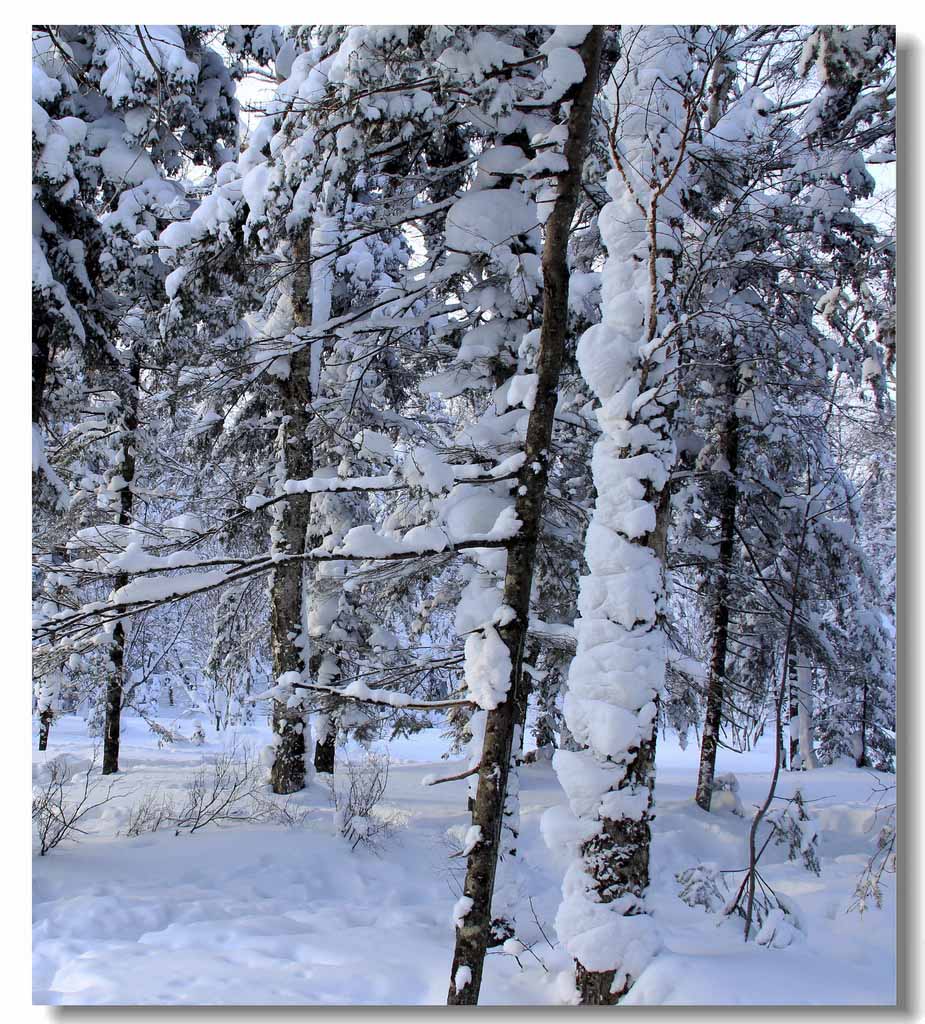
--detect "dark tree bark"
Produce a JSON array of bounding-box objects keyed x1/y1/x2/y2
[
  {"x1": 857, "y1": 675, "x2": 870, "y2": 768},
  {"x1": 787, "y1": 647, "x2": 800, "y2": 770},
  {"x1": 447, "y1": 29, "x2": 602, "y2": 1005},
  {"x1": 515, "y1": 638, "x2": 541, "y2": 761},
  {"x1": 309, "y1": 643, "x2": 337, "y2": 776},
  {"x1": 32, "y1": 322, "x2": 51, "y2": 427},
  {"x1": 695, "y1": 395, "x2": 739, "y2": 811},
  {"x1": 314, "y1": 729, "x2": 336, "y2": 775},
  {"x1": 576, "y1": 731, "x2": 656, "y2": 1002},
  {"x1": 102, "y1": 352, "x2": 140, "y2": 775},
  {"x1": 269, "y1": 228, "x2": 314, "y2": 795},
  {"x1": 38, "y1": 708, "x2": 53, "y2": 751},
  {"x1": 796, "y1": 655, "x2": 818, "y2": 770}
]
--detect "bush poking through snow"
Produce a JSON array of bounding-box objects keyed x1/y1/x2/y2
[
  {"x1": 723, "y1": 882, "x2": 804, "y2": 948},
  {"x1": 328, "y1": 751, "x2": 402, "y2": 852},
  {"x1": 676, "y1": 863, "x2": 729, "y2": 914},
  {"x1": 722, "y1": 871, "x2": 805, "y2": 947},
  {"x1": 168, "y1": 743, "x2": 265, "y2": 834},
  {"x1": 254, "y1": 793, "x2": 314, "y2": 829},
  {"x1": 709, "y1": 773, "x2": 744, "y2": 816},
  {"x1": 146, "y1": 720, "x2": 180, "y2": 748},
  {"x1": 767, "y1": 790, "x2": 821, "y2": 876},
  {"x1": 122, "y1": 741, "x2": 312, "y2": 837},
  {"x1": 754, "y1": 906, "x2": 801, "y2": 950},
  {"x1": 850, "y1": 779, "x2": 896, "y2": 914},
  {"x1": 122, "y1": 789, "x2": 176, "y2": 837},
  {"x1": 32, "y1": 750, "x2": 120, "y2": 855},
  {"x1": 720, "y1": 789, "x2": 817, "y2": 944}
]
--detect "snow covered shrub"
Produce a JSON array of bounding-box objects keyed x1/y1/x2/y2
[
  {"x1": 754, "y1": 905, "x2": 801, "y2": 950},
  {"x1": 147, "y1": 720, "x2": 180, "y2": 748},
  {"x1": 123, "y1": 762, "x2": 311, "y2": 837},
  {"x1": 253, "y1": 794, "x2": 313, "y2": 830},
  {"x1": 850, "y1": 781, "x2": 895, "y2": 913},
  {"x1": 723, "y1": 880, "x2": 805, "y2": 949},
  {"x1": 767, "y1": 790, "x2": 821, "y2": 876},
  {"x1": 676, "y1": 864, "x2": 729, "y2": 914},
  {"x1": 722, "y1": 868, "x2": 806, "y2": 948},
  {"x1": 851, "y1": 809, "x2": 896, "y2": 913},
  {"x1": 709, "y1": 773, "x2": 744, "y2": 816},
  {"x1": 32, "y1": 752, "x2": 118, "y2": 855},
  {"x1": 329, "y1": 751, "x2": 401, "y2": 852}
]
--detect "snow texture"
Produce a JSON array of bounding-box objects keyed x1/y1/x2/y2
[{"x1": 32, "y1": 718, "x2": 896, "y2": 1006}]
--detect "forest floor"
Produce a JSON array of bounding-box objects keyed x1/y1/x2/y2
[{"x1": 32, "y1": 714, "x2": 896, "y2": 1005}]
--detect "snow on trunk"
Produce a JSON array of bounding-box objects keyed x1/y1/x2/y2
[
  {"x1": 269, "y1": 227, "x2": 314, "y2": 795},
  {"x1": 795, "y1": 652, "x2": 819, "y2": 771},
  {"x1": 546, "y1": 26, "x2": 693, "y2": 1004},
  {"x1": 695, "y1": 372, "x2": 739, "y2": 812},
  {"x1": 447, "y1": 27, "x2": 602, "y2": 1005},
  {"x1": 102, "y1": 352, "x2": 141, "y2": 776}
]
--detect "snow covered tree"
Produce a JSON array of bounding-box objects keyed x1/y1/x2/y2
[
  {"x1": 446, "y1": 26, "x2": 602, "y2": 1004},
  {"x1": 545, "y1": 25, "x2": 701, "y2": 1003},
  {"x1": 32, "y1": 25, "x2": 238, "y2": 767},
  {"x1": 30, "y1": 27, "x2": 895, "y2": 1006}
]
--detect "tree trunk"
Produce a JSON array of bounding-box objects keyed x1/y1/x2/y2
[
  {"x1": 796, "y1": 654, "x2": 818, "y2": 769},
  {"x1": 309, "y1": 645, "x2": 336, "y2": 776},
  {"x1": 314, "y1": 727, "x2": 336, "y2": 775},
  {"x1": 576, "y1": 734, "x2": 657, "y2": 1002},
  {"x1": 516, "y1": 639, "x2": 542, "y2": 761},
  {"x1": 573, "y1": 491, "x2": 668, "y2": 1004},
  {"x1": 447, "y1": 30, "x2": 601, "y2": 1005},
  {"x1": 787, "y1": 647, "x2": 800, "y2": 770},
  {"x1": 695, "y1": 400, "x2": 739, "y2": 811},
  {"x1": 102, "y1": 620, "x2": 126, "y2": 774},
  {"x1": 269, "y1": 227, "x2": 314, "y2": 795},
  {"x1": 102, "y1": 352, "x2": 140, "y2": 776},
  {"x1": 531, "y1": 662, "x2": 558, "y2": 762},
  {"x1": 857, "y1": 675, "x2": 870, "y2": 768},
  {"x1": 38, "y1": 708, "x2": 53, "y2": 751},
  {"x1": 561, "y1": 26, "x2": 694, "y2": 1001},
  {"x1": 32, "y1": 322, "x2": 51, "y2": 427}
]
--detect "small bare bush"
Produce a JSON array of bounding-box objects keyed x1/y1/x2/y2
[
  {"x1": 766, "y1": 789, "x2": 821, "y2": 876},
  {"x1": 328, "y1": 751, "x2": 402, "y2": 851},
  {"x1": 32, "y1": 751, "x2": 119, "y2": 855},
  {"x1": 122, "y1": 741, "x2": 312, "y2": 837},
  {"x1": 252, "y1": 792, "x2": 313, "y2": 829},
  {"x1": 122, "y1": 789, "x2": 175, "y2": 838},
  {"x1": 170, "y1": 743, "x2": 263, "y2": 834}
]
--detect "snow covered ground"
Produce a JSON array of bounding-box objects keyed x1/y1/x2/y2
[{"x1": 32, "y1": 715, "x2": 896, "y2": 1005}]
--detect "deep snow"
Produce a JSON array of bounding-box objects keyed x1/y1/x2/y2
[{"x1": 32, "y1": 714, "x2": 896, "y2": 1005}]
